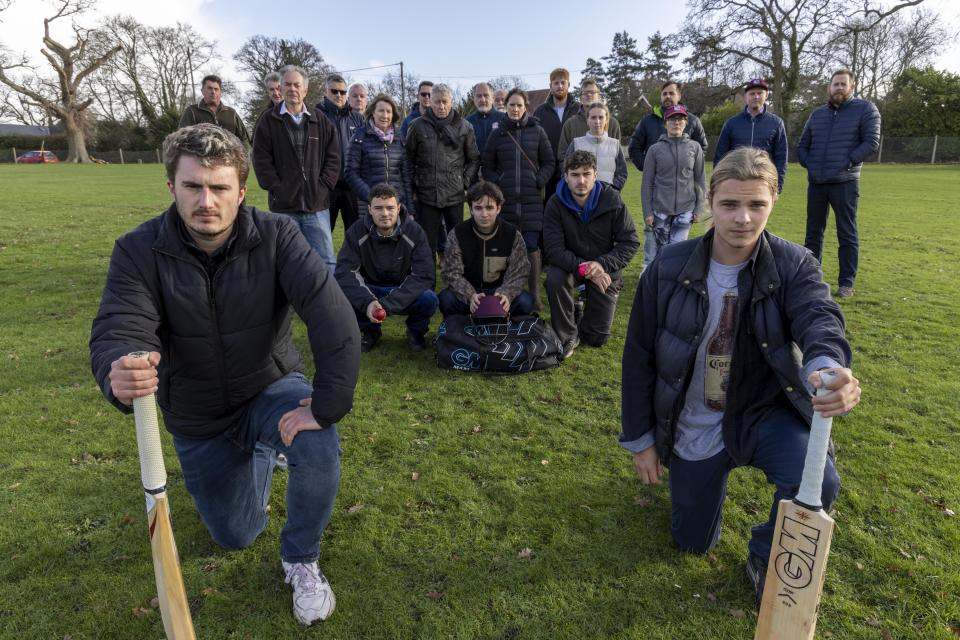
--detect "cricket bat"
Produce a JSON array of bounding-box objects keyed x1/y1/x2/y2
[
  {"x1": 754, "y1": 370, "x2": 837, "y2": 640},
  {"x1": 130, "y1": 351, "x2": 196, "y2": 640}
]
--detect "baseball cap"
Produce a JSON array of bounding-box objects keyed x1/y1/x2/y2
[
  {"x1": 744, "y1": 78, "x2": 769, "y2": 91},
  {"x1": 663, "y1": 104, "x2": 689, "y2": 120}
]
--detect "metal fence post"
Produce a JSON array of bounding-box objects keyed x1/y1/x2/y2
[
  {"x1": 12, "y1": 146, "x2": 17, "y2": 163},
  {"x1": 156, "y1": 148, "x2": 161, "y2": 163},
  {"x1": 931, "y1": 135, "x2": 938, "y2": 164},
  {"x1": 119, "y1": 148, "x2": 125, "y2": 165},
  {"x1": 877, "y1": 135, "x2": 883, "y2": 163}
]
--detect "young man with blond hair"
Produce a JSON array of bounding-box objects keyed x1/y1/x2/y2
[{"x1": 620, "y1": 147, "x2": 861, "y2": 605}]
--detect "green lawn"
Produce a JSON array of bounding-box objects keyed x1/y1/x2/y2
[{"x1": 0, "y1": 162, "x2": 958, "y2": 639}]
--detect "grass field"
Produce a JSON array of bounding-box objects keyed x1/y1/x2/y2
[{"x1": 0, "y1": 161, "x2": 958, "y2": 639}]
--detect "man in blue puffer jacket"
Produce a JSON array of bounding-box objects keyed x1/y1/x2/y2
[
  {"x1": 796, "y1": 69, "x2": 880, "y2": 298},
  {"x1": 713, "y1": 78, "x2": 788, "y2": 191}
]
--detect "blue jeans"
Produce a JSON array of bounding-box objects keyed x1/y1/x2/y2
[
  {"x1": 642, "y1": 225, "x2": 657, "y2": 267},
  {"x1": 804, "y1": 181, "x2": 860, "y2": 288},
  {"x1": 282, "y1": 210, "x2": 336, "y2": 272},
  {"x1": 667, "y1": 405, "x2": 840, "y2": 562},
  {"x1": 172, "y1": 372, "x2": 340, "y2": 563},
  {"x1": 437, "y1": 287, "x2": 535, "y2": 317},
  {"x1": 652, "y1": 211, "x2": 694, "y2": 256},
  {"x1": 358, "y1": 285, "x2": 438, "y2": 337}
]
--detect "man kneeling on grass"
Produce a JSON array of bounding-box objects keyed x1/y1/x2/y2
[
  {"x1": 543, "y1": 149, "x2": 639, "y2": 359},
  {"x1": 90, "y1": 124, "x2": 359, "y2": 626},
  {"x1": 619, "y1": 147, "x2": 862, "y2": 605},
  {"x1": 439, "y1": 180, "x2": 533, "y2": 317},
  {"x1": 335, "y1": 183, "x2": 438, "y2": 352}
]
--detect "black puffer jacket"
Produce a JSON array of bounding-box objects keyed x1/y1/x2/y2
[
  {"x1": 542, "y1": 183, "x2": 639, "y2": 278},
  {"x1": 483, "y1": 113, "x2": 555, "y2": 233},
  {"x1": 344, "y1": 120, "x2": 415, "y2": 214},
  {"x1": 620, "y1": 229, "x2": 851, "y2": 465},
  {"x1": 406, "y1": 108, "x2": 480, "y2": 207},
  {"x1": 90, "y1": 205, "x2": 360, "y2": 439},
  {"x1": 334, "y1": 208, "x2": 435, "y2": 314}
]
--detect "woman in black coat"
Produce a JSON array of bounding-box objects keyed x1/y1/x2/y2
[
  {"x1": 345, "y1": 93, "x2": 415, "y2": 218},
  {"x1": 482, "y1": 88, "x2": 555, "y2": 309}
]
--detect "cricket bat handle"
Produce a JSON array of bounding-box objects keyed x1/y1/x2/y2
[
  {"x1": 129, "y1": 352, "x2": 196, "y2": 640},
  {"x1": 795, "y1": 370, "x2": 838, "y2": 509}
]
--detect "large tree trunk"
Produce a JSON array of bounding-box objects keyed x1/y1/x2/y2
[{"x1": 62, "y1": 112, "x2": 91, "y2": 163}]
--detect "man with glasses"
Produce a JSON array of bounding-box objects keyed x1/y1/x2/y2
[
  {"x1": 318, "y1": 74, "x2": 364, "y2": 234},
  {"x1": 557, "y1": 78, "x2": 622, "y2": 158},
  {"x1": 400, "y1": 80, "x2": 434, "y2": 139}
]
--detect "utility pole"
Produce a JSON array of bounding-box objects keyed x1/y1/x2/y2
[
  {"x1": 187, "y1": 47, "x2": 197, "y2": 105},
  {"x1": 399, "y1": 61, "x2": 405, "y2": 117}
]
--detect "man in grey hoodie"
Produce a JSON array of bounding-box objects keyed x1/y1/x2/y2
[{"x1": 641, "y1": 105, "x2": 705, "y2": 256}]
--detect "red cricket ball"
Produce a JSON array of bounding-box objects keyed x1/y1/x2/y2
[
  {"x1": 373, "y1": 308, "x2": 386, "y2": 321},
  {"x1": 578, "y1": 263, "x2": 589, "y2": 277}
]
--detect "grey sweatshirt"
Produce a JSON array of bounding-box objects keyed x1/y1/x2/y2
[{"x1": 641, "y1": 133, "x2": 705, "y2": 218}]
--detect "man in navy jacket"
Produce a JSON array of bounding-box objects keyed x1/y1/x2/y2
[
  {"x1": 91, "y1": 124, "x2": 360, "y2": 626},
  {"x1": 796, "y1": 69, "x2": 880, "y2": 298},
  {"x1": 620, "y1": 147, "x2": 861, "y2": 605},
  {"x1": 713, "y1": 78, "x2": 788, "y2": 191}
]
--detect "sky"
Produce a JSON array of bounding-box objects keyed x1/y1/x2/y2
[{"x1": 2, "y1": 0, "x2": 959, "y2": 113}]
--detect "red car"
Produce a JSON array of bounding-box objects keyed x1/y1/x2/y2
[{"x1": 16, "y1": 150, "x2": 60, "y2": 164}]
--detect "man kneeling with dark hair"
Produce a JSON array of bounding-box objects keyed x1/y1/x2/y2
[
  {"x1": 544, "y1": 149, "x2": 639, "y2": 358},
  {"x1": 439, "y1": 181, "x2": 534, "y2": 317},
  {"x1": 335, "y1": 183, "x2": 438, "y2": 352}
]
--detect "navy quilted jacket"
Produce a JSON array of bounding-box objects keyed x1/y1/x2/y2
[
  {"x1": 796, "y1": 98, "x2": 880, "y2": 184},
  {"x1": 713, "y1": 107, "x2": 788, "y2": 190},
  {"x1": 620, "y1": 229, "x2": 850, "y2": 465},
  {"x1": 344, "y1": 121, "x2": 415, "y2": 214}
]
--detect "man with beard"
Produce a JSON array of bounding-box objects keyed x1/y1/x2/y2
[
  {"x1": 465, "y1": 82, "x2": 504, "y2": 164},
  {"x1": 557, "y1": 78, "x2": 622, "y2": 158},
  {"x1": 628, "y1": 81, "x2": 708, "y2": 270},
  {"x1": 533, "y1": 68, "x2": 580, "y2": 198},
  {"x1": 797, "y1": 69, "x2": 880, "y2": 298},
  {"x1": 494, "y1": 89, "x2": 507, "y2": 113},
  {"x1": 405, "y1": 83, "x2": 480, "y2": 259}
]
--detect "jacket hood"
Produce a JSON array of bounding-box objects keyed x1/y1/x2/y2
[
  {"x1": 555, "y1": 180, "x2": 605, "y2": 221},
  {"x1": 657, "y1": 132, "x2": 692, "y2": 143}
]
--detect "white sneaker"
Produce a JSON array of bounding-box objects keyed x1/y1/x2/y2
[{"x1": 282, "y1": 560, "x2": 336, "y2": 624}]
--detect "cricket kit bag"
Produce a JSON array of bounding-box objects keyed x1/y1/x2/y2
[{"x1": 433, "y1": 315, "x2": 563, "y2": 373}]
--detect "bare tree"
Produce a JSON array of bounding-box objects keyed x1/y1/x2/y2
[
  {"x1": 367, "y1": 69, "x2": 421, "y2": 116},
  {"x1": 0, "y1": 0, "x2": 121, "y2": 162},
  {"x1": 832, "y1": 7, "x2": 949, "y2": 99},
  {"x1": 680, "y1": 0, "x2": 925, "y2": 121},
  {"x1": 233, "y1": 35, "x2": 332, "y2": 126}
]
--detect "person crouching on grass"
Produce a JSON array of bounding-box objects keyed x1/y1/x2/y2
[
  {"x1": 334, "y1": 183, "x2": 438, "y2": 353},
  {"x1": 439, "y1": 180, "x2": 533, "y2": 317},
  {"x1": 620, "y1": 147, "x2": 862, "y2": 605},
  {"x1": 641, "y1": 104, "x2": 705, "y2": 257},
  {"x1": 90, "y1": 124, "x2": 360, "y2": 626}
]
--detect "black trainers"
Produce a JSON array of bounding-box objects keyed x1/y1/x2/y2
[
  {"x1": 561, "y1": 336, "x2": 580, "y2": 360},
  {"x1": 745, "y1": 553, "x2": 767, "y2": 608},
  {"x1": 574, "y1": 299, "x2": 584, "y2": 327},
  {"x1": 360, "y1": 331, "x2": 379, "y2": 353},
  {"x1": 406, "y1": 330, "x2": 427, "y2": 353}
]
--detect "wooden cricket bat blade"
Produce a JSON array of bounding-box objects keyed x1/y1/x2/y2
[
  {"x1": 148, "y1": 491, "x2": 196, "y2": 640},
  {"x1": 754, "y1": 499, "x2": 834, "y2": 640}
]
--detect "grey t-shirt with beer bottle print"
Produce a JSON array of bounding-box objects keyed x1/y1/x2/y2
[{"x1": 673, "y1": 258, "x2": 746, "y2": 461}]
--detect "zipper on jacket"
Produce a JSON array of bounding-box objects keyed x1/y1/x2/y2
[
  {"x1": 204, "y1": 261, "x2": 232, "y2": 411},
  {"x1": 672, "y1": 140, "x2": 680, "y2": 214},
  {"x1": 515, "y1": 127, "x2": 522, "y2": 222},
  {"x1": 384, "y1": 142, "x2": 391, "y2": 183}
]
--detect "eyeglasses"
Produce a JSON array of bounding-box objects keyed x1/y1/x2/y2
[
  {"x1": 419, "y1": 92, "x2": 432, "y2": 98},
  {"x1": 329, "y1": 89, "x2": 347, "y2": 96}
]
